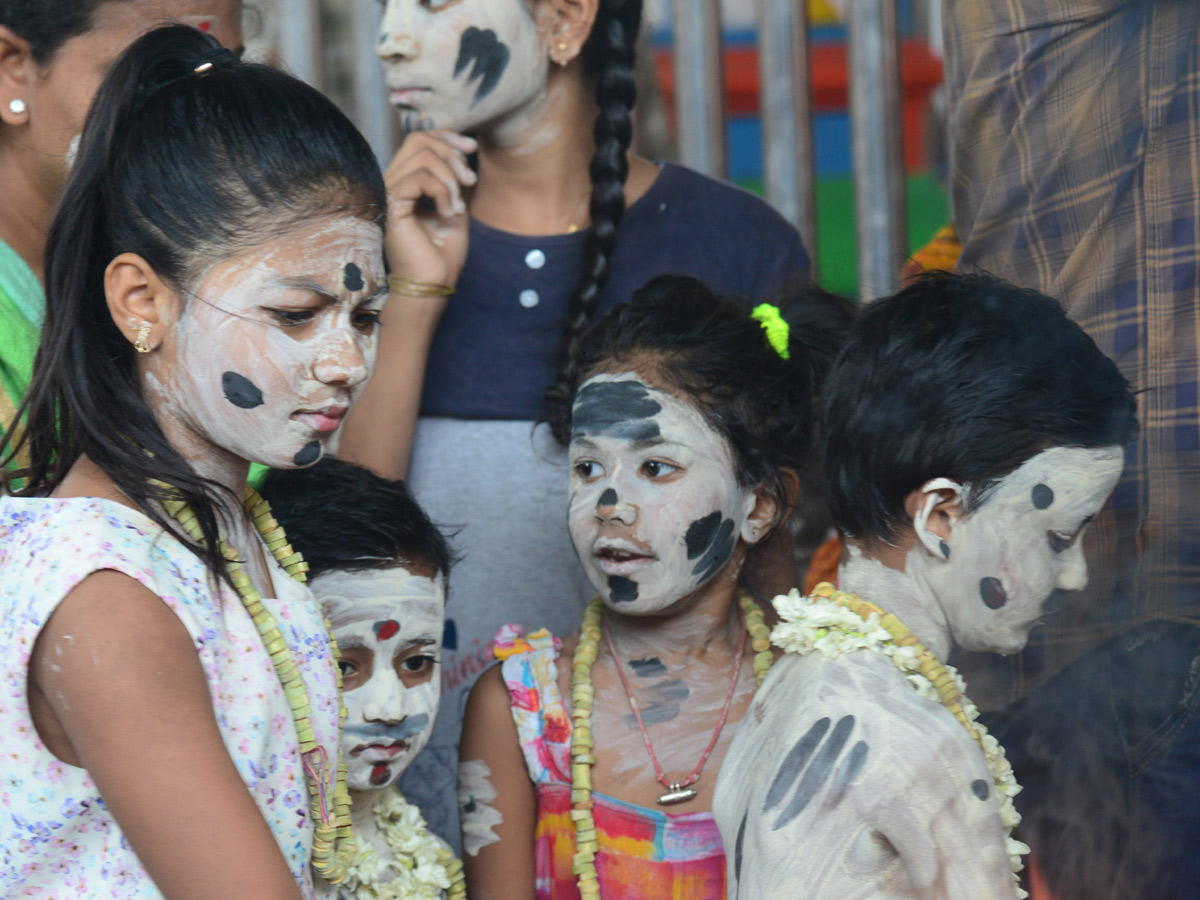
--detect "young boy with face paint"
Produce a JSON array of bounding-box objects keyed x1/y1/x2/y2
[
  {"x1": 0, "y1": 0, "x2": 244, "y2": 459},
  {"x1": 339, "y1": 0, "x2": 814, "y2": 845},
  {"x1": 713, "y1": 273, "x2": 1139, "y2": 900},
  {"x1": 458, "y1": 275, "x2": 853, "y2": 898},
  {"x1": 0, "y1": 25, "x2": 419, "y2": 899},
  {"x1": 261, "y1": 459, "x2": 458, "y2": 897}
]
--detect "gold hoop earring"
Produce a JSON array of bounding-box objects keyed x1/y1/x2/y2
[{"x1": 134, "y1": 323, "x2": 153, "y2": 354}]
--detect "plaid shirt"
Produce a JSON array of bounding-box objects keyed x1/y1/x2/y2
[{"x1": 944, "y1": 0, "x2": 1200, "y2": 698}]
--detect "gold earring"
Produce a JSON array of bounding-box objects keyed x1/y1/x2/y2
[{"x1": 134, "y1": 323, "x2": 152, "y2": 354}]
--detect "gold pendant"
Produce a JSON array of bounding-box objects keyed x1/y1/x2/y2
[{"x1": 657, "y1": 784, "x2": 697, "y2": 806}]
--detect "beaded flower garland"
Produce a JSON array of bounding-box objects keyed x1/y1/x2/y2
[
  {"x1": 569, "y1": 592, "x2": 771, "y2": 899},
  {"x1": 342, "y1": 790, "x2": 466, "y2": 900},
  {"x1": 164, "y1": 485, "x2": 357, "y2": 883},
  {"x1": 771, "y1": 583, "x2": 1030, "y2": 899}
]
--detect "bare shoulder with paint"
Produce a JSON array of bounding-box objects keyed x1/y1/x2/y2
[{"x1": 716, "y1": 651, "x2": 1016, "y2": 900}]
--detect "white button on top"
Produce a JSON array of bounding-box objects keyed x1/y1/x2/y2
[
  {"x1": 519, "y1": 289, "x2": 540, "y2": 308},
  {"x1": 525, "y1": 249, "x2": 546, "y2": 269}
]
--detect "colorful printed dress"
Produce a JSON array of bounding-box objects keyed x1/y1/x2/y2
[
  {"x1": 494, "y1": 626, "x2": 727, "y2": 900},
  {"x1": 0, "y1": 497, "x2": 343, "y2": 898}
]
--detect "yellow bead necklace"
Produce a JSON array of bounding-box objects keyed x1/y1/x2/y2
[
  {"x1": 164, "y1": 485, "x2": 356, "y2": 884},
  {"x1": 569, "y1": 591, "x2": 772, "y2": 898}
]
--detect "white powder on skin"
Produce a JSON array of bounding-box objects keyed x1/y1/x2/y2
[{"x1": 458, "y1": 758, "x2": 504, "y2": 857}]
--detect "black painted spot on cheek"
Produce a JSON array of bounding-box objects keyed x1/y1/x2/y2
[
  {"x1": 687, "y1": 513, "x2": 737, "y2": 582},
  {"x1": 980, "y1": 576, "x2": 1009, "y2": 609},
  {"x1": 972, "y1": 779, "x2": 990, "y2": 801},
  {"x1": 598, "y1": 488, "x2": 618, "y2": 508},
  {"x1": 222, "y1": 371, "x2": 263, "y2": 409},
  {"x1": 293, "y1": 441, "x2": 322, "y2": 467},
  {"x1": 1032, "y1": 483, "x2": 1055, "y2": 510},
  {"x1": 608, "y1": 576, "x2": 638, "y2": 603},
  {"x1": 572, "y1": 380, "x2": 662, "y2": 442},
  {"x1": 454, "y1": 27, "x2": 510, "y2": 104},
  {"x1": 342, "y1": 262, "x2": 364, "y2": 292}
]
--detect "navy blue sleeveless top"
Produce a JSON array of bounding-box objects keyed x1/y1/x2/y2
[{"x1": 420, "y1": 163, "x2": 810, "y2": 421}]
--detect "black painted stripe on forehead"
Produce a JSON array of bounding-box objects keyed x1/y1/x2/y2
[{"x1": 572, "y1": 380, "x2": 663, "y2": 442}]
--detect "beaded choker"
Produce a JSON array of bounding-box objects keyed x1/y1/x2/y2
[
  {"x1": 164, "y1": 485, "x2": 356, "y2": 883},
  {"x1": 569, "y1": 591, "x2": 772, "y2": 898}
]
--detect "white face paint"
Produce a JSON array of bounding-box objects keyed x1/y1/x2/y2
[
  {"x1": 920, "y1": 445, "x2": 1125, "y2": 654},
  {"x1": 311, "y1": 567, "x2": 446, "y2": 792},
  {"x1": 376, "y1": 0, "x2": 549, "y2": 134},
  {"x1": 567, "y1": 373, "x2": 762, "y2": 615},
  {"x1": 145, "y1": 217, "x2": 386, "y2": 470}
]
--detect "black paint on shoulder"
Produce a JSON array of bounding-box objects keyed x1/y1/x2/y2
[
  {"x1": 972, "y1": 779, "x2": 990, "y2": 800},
  {"x1": 454, "y1": 27, "x2": 510, "y2": 105},
  {"x1": 828, "y1": 740, "x2": 869, "y2": 807},
  {"x1": 572, "y1": 380, "x2": 662, "y2": 443},
  {"x1": 734, "y1": 812, "x2": 747, "y2": 887},
  {"x1": 774, "y1": 714, "x2": 856, "y2": 830},
  {"x1": 979, "y1": 576, "x2": 1009, "y2": 609},
  {"x1": 294, "y1": 440, "x2": 322, "y2": 467},
  {"x1": 222, "y1": 371, "x2": 264, "y2": 409},
  {"x1": 690, "y1": 516, "x2": 737, "y2": 582},
  {"x1": 608, "y1": 576, "x2": 638, "y2": 603},
  {"x1": 343, "y1": 262, "x2": 365, "y2": 292},
  {"x1": 764, "y1": 717, "x2": 830, "y2": 813},
  {"x1": 598, "y1": 488, "x2": 618, "y2": 508},
  {"x1": 1031, "y1": 483, "x2": 1055, "y2": 510}
]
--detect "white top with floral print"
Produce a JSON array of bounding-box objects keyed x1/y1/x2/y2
[{"x1": 0, "y1": 496, "x2": 341, "y2": 898}]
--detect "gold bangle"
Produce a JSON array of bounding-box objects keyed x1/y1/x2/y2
[{"x1": 387, "y1": 274, "x2": 455, "y2": 297}]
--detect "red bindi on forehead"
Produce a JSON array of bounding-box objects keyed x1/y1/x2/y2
[{"x1": 373, "y1": 620, "x2": 400, "y2": 641}]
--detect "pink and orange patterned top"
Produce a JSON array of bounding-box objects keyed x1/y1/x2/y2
[
  {"x1": 494, "y1": 625, "x2": 727, "y2": 900},
  {"x1": 0, "y1": 497, "x2": 343, "y2": 899}
]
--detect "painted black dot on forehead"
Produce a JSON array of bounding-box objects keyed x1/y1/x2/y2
[
  {"x1": 455, "y1": 27, "x2": 510, "y2": 105},
  {"x1": 222, "y1": 371, "x2": 263, "y2": 409},
  {"x1": 1031, "y1": 483, "x2": 1055, "y2": 510},
  {"x1": 294, "y1": 440, "x2": 322, "y2": 467},
  {"x1": 342, "y1": 262, "x2": 365, "y2": 292},
  {"x1": 572, "y1": 380, "x2": 663, "y2": 443}
]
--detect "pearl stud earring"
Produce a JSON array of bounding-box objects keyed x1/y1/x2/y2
[{"x1": 8, "y1": 99, "x2": 26, "y2": 116}]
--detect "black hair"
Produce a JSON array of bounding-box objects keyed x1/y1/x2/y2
[
  {"x1": 0, "y1": 0, "x2": 131, "y2": 64},
  {"x1": 821, "y1": 272, "x2": 1139, "y2": 545},
  {"x1": 545, "y1": 273, "x2": 856, "y2": 531},
  {"x1": 0, "y1": 25, "x2": 386, "y2": 581},
  {"x1": 545, "y1": 0, "x2": 643, "y2": 411},
  {"x1": 259, "y1": 458, "x2": 454, "y2": 580}
]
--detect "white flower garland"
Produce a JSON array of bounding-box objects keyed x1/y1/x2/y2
[
  {"x1": 342, "y1": 790, "x2": 464, "y2": 900},
  {"x1": 771, "y1": 588, "x2": 1031, "y2": 899}
]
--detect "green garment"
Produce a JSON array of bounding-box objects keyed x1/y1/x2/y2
[{"x1": 0, "y1": 238, "x2": 42, "y2": 441}]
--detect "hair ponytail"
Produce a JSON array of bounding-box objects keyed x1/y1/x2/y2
[
  {"x1": 2, "y1": 25, "x2": 385, "y2": 581},
  {"x1": 546, "y1": 0, "x2": 643, "y2": 411}
]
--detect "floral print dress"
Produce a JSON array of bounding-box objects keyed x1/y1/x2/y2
[{"x1": 0, "y1": 496, "x2": 342, "y2": 898}]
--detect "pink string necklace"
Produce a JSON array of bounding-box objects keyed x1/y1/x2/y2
[{"x1": 603, "y1": 608, "x2": 748, "y2": 805}]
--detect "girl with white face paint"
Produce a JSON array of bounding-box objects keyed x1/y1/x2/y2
[
  {"x1": 715, "y1": 274, "x2": 1139, "y2": 900},
  {"x1": 458, "y1": 275, "x2": 853, "y2": 898},
  {"x1": 340, "y1": 0, "x2": 813, "y2": 847},
  {"x1": 0, "y1": 0, "x2": 244, "y2": 461},
  {"x1": 261, "y1": 459, "x2": 459, "y2": 898},
  {"x1": 0, "y1": 26, "x2": 409, "y2": 899}
]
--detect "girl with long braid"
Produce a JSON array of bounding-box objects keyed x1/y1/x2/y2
[{"x1": 339, "y1": 0, "x2": 810, "y2": 845}]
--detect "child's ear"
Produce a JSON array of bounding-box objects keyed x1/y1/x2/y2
[
  {"x1": 741, "y1": 468, "x2": 800, "y2": 545},
  {"x1": 903, "y1": 478, "x2": 965, "y2": 560}
]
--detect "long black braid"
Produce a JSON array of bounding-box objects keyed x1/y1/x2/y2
[{"x1": 545, "y1": 0, "x2": 643, "y2": 411}]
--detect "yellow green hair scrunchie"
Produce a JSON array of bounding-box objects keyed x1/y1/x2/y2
[{"x1": 751, "y1": 302, "x2": 790, "y2": 360}]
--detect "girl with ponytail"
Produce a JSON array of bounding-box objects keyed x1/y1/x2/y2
[
  {"x1": 341, "y1": 0, "x2": 811, "y2": 843},
  {"x1": 460, "y1": 274, "x2": 852, "y2": 897},
  {"x1": 0, "y1": 23, "x2": 425, "y2": 898}
]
